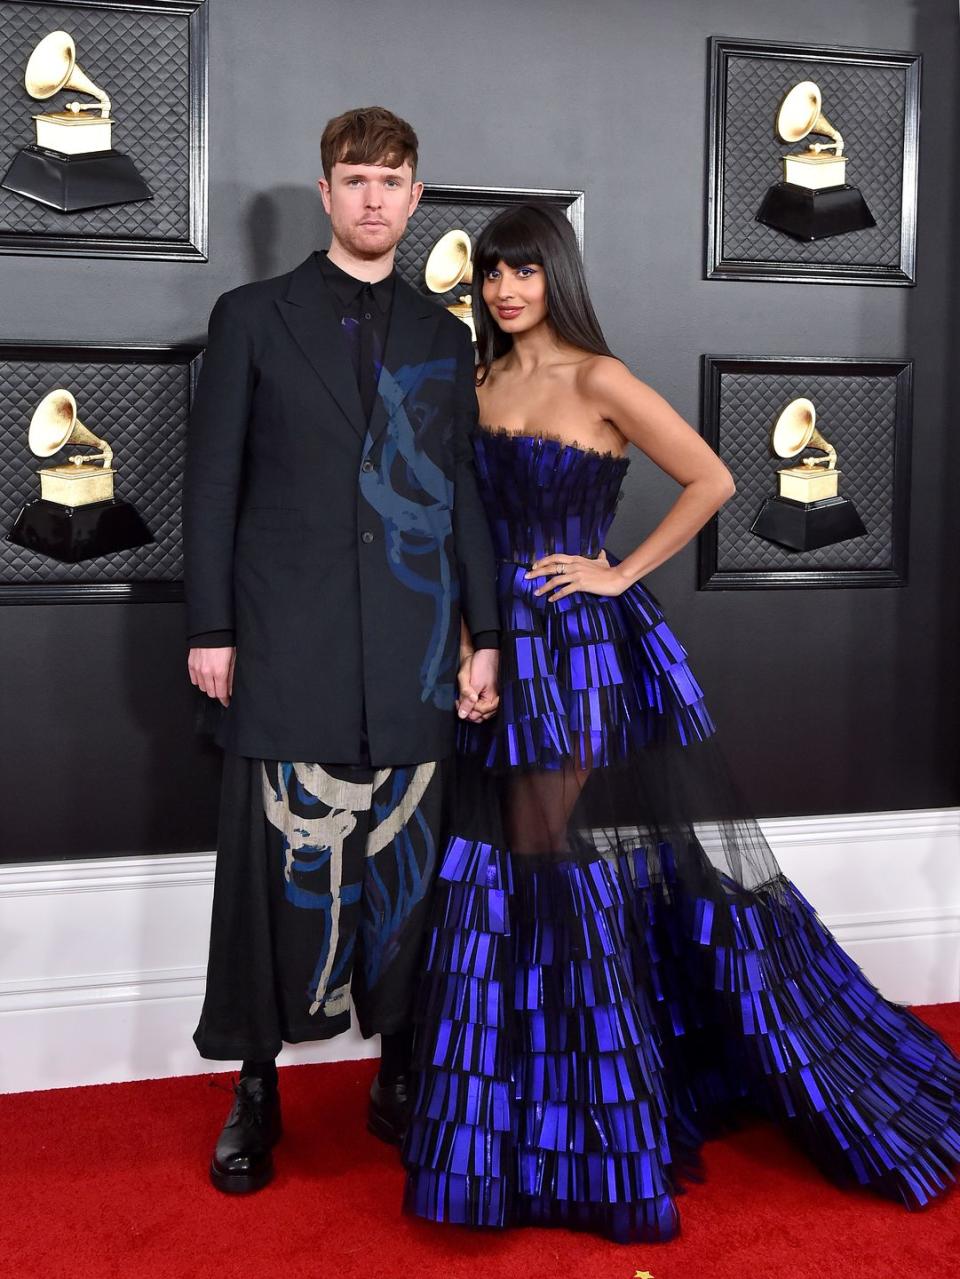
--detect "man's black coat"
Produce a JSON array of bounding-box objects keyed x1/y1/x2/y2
[{"x1": 183, "y1": 252, "x2": 499, "y2": 765}]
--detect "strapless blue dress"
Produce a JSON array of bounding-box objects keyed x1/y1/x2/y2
[{"x1": 402, "y1": 427, "x2": 960, "y2": 1243}]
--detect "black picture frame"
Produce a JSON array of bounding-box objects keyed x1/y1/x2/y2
[
  {"x1": 706, "y1": 37, "x2": 921, "y2": 285},
  {"x1": 698, "y1": 355, "x2": 912, "y2": 590},
  {"x1": 0, "y1": 340, "x2": 202, "y2": 603},
  {"x1": 396, "y1": 184, "x2": 584, "y2": 302},
  {"x1": 0, "y1": 0, "x2": 208, "y2": 261},
  {"x1": 420, "y1": 184, "x2": 584, "y2": 246}
]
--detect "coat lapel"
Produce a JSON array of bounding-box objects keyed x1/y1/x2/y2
[
  {"x1": 367, "y1": 277, "x2": 442, "y2": 444},
  {"x1": 276, "y1": 254, "x2": 367, "y2": 439}
]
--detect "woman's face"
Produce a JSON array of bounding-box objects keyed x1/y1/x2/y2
[{"x1": 481, "y1": 259, "x2": 548, "y2": 334}]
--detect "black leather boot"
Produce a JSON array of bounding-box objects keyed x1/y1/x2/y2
[
  {"x1": 367, "y1": 1072, "x2": 409, "y2": 1146},
  {"x1": 210, "y1": 1075, "x2": 282, "y2": 1194}
]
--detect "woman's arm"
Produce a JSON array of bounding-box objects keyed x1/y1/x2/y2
[
  {"x1": 528, "y1": 357, "x2": 735, "y2": 602},
  {"x1": 592, "y1": 357, "x2": 734, "y2": 585}
]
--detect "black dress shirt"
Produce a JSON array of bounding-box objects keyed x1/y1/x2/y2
[
  {"x1": 190, "y1": 252, "x2": 497, "y2": 653},
  {"x1": 315, "y1": 250, "x2": 394, "y2": 424}
]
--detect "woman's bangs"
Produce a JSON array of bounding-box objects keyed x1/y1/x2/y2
[{"x1": 474, "y1": 216, "x2": 544, "y2": 274}]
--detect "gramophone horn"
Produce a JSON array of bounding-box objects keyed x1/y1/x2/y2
[
  {"x1": 771, "y1": 397, "x2": 837, "y2": 470},
  {"x1": 24, "y1": 30, "x2": 111, "y2": 116},
  {"x1": 425, "y1": 229, "x2": 473, "y2": 293},
  {"x1": 776, "y1": 80, "x2": 843, "y2": 157},
  {"x1": 28, "y1": 389, "x2": 112, "y2": 467}
]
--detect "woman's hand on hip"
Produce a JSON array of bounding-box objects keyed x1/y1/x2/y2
[{"x1": 525, "y1": 550, "x2": 630, "y2": 603}]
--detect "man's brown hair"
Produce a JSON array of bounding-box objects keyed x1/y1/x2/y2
[{"x1": 320, "y1": 106, "x2": 419, "y2": 180}]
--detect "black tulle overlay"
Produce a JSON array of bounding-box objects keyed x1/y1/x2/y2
[{"x1": 401, "y1": 428, "x2": 960, "y2": 1242}]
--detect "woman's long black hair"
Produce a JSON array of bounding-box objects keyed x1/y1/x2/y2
[{"x1": 472, "y1": 202, "x2": 616, "y2": 382}]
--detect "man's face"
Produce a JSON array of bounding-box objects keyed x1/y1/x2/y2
[{"x1": 319, "y1": 160, "x2": 423, "y2": 259}]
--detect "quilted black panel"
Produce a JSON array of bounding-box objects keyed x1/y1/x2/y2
[
  {"x1": 396, "y1": 188, "x2": 583, "y2": 307},
  {"x1": 0, "y1": 0, "x2": 201, "y2": 250},
  {"x1": 0, "y1": 346, "x2": 199, "y2": 587},
  {"x1": 723, "y1": 56, "x2": 904, "y2": 267},
  {"x1": 710, "y1": 365, "x2": 906, "y2": 577}
]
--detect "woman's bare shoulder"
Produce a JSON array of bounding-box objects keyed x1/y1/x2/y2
[{"x1": 577, "y1": 354, "x2": 643, "y2": 399}]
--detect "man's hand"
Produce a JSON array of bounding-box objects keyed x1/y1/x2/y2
[
  {"x1": 457, "y1": 650, "x2": 479, "y2": 720},
  {"x1": 458, "y1": 648, "x2": 499, "y2": 723},
  {"x1": 188, "y1": 646, "x2": 236, "y2": 707}
]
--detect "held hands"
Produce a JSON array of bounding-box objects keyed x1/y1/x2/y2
[
  {"x1": 457, "y1": 647, "x2": 500, "y2": 723},
  {"x1": 525, "y1": 549, "x2": 629, "y2": 603},
  {"x1": 187, "y1": 646, "x2": 236, "y2": 707}
]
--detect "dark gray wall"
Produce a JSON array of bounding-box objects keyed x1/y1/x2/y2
[{"x1": 2, "y1": 0, "x2": 957, "y2": 859}]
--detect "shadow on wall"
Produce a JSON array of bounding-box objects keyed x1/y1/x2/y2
[
  {"x1": 904, "y1": 2, "x2": 960, "y2": 806},
  {"x1": 245, "y1": 185, "x2": 331, "y2": 281},
  {"x1": 118, "y1": 602, "x2": 222, "y2": 856}
]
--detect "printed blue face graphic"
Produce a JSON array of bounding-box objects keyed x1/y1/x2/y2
[
  {"x1": 360, "y1": 358, "x2": 459, "y2": 710},
  {"x1": 263, "y1": 761, "x2": 438, "y2": 1020}
]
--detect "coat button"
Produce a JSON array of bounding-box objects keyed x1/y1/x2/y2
[
  {"x1": 361, "y1": 459, "x2": 374, "y2": 473},
  {"x1": 361, "y1": 530, "x2": 374, "y2": 544}
]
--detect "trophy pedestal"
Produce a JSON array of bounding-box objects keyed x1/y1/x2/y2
[
  {"x1": 8, "y1": 498, "x2": 153, "y2": 563},
  {"x1": 756, "y1": 181, "x2": 875, "y2": 242},
  {"x1": 0, "y1": 145, "x2": 152, "y2": 212},
  {"x1": 750, "y1": 494, "x2": 866, "y2": 552}
]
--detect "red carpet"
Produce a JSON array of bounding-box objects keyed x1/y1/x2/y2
[{"x1": 2, "y1": 1004, "x2": 959, "y2": 1279}]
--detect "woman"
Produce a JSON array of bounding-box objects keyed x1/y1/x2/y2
[{"x1": 401, "y1": 203, "x2": 960, "y2": 1242}]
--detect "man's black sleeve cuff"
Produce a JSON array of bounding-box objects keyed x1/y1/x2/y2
[
  {"x1": 471, "y1": 630, "x2": 500, "y2": 651},
  {"x1": 188, "y1": 630, "x2": 235, "y2": 648}
]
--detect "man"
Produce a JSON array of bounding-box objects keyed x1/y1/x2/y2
[{"x1": 184, "y1": 106, "x2": 500, "y2": 1194}]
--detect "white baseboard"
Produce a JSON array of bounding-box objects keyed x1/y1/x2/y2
[{"x1": 1, "y1": 808, "x2": 958, "y2": 1095}]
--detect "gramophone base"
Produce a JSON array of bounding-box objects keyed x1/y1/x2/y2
[
  {"x1": 756, "y1": 182, "x2": 876, "y2": 242},
  {"x1": 8, "y1": 498, "x2": 153, "y2": 563},
  {"x1": 0, "y1": 146, "x2": 153, "y2": 212},
  {"x1": 750, "y1": 495, "x2": 867, "y2": 552}
]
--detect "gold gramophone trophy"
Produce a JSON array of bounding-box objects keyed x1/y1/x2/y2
[
  {"x1": 8, "y1": 389, "x2": 152, "y2": 563},
  {"x1": 1, "y1": 30, "x2": 152, "y2": 212},
  {"x1": 750, "y1": 397, "x2": 866, "y2": 551},
  {"x1": 756, "y1": 81, "x2": 875, "y2": 241},
  {"x1": 424, "y1": 229, "x2": 476, "y2": 342}
]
